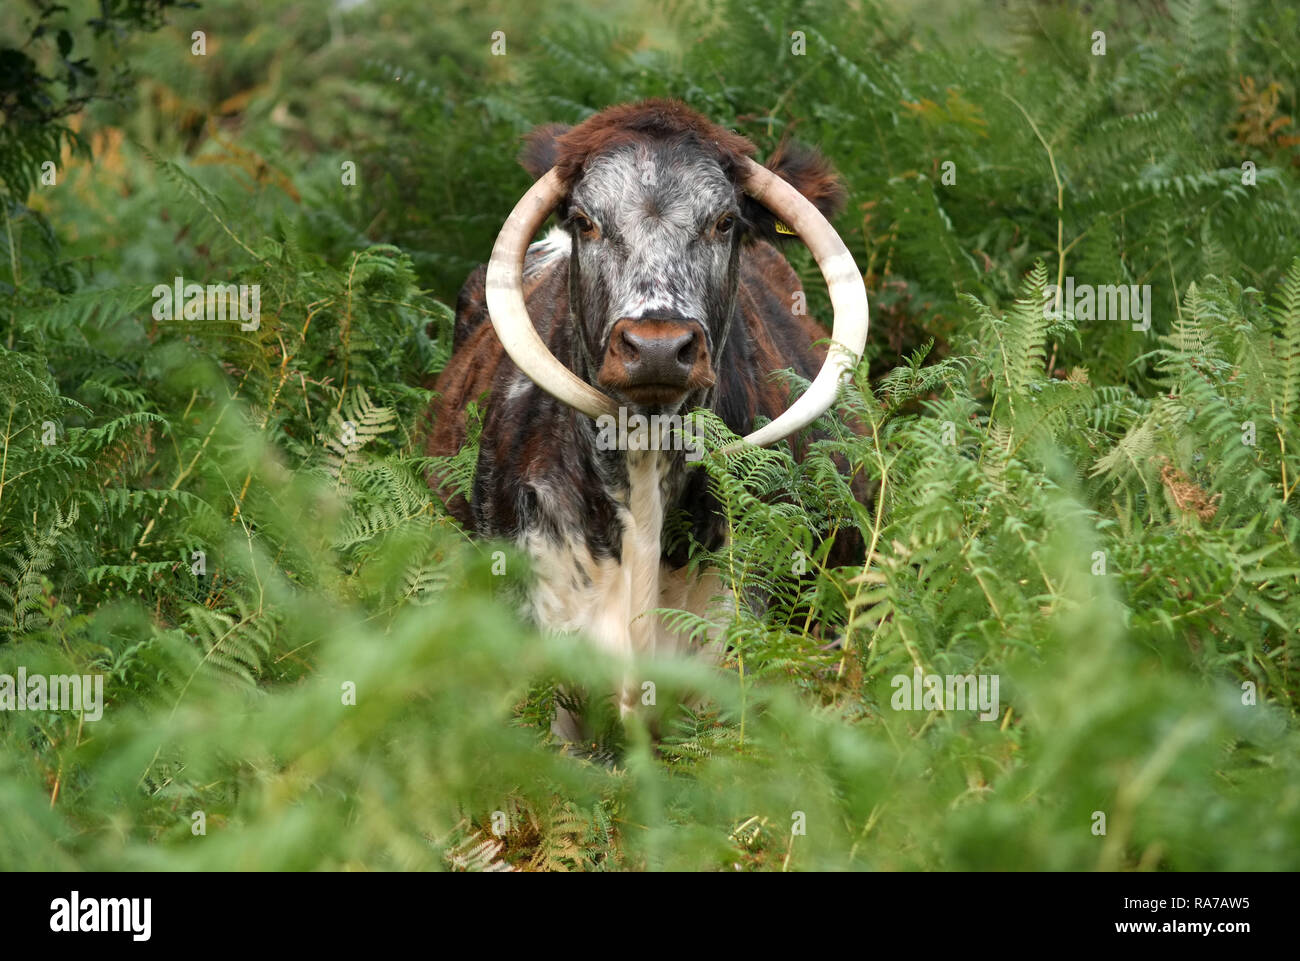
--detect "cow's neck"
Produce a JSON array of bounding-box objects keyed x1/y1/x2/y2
[{"x1": 576, "y1": 410, "x2": 688, "y2": 549}]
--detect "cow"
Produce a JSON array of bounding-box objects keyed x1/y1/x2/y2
[{"x1": 423, "y1": 100, "x2": 868, "y2": 745}]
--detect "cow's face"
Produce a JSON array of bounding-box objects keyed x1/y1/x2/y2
[
  {"x1": 517, "y1": 103, "x2": 846, "y2": 413},
  {"x1": 564, "y1": 142, "x2": 738, "y2": 410}
]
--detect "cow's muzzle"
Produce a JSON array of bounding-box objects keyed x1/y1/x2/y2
[{"x1": 597, "y1": 317, "x2": 715, "y2": 405}]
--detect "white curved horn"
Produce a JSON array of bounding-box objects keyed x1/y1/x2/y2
[
  {"x1": 485, "y1": 169, "x2": 618, "y2": 420},
  {"x1": 483, "y1": 159, "x2": 868, "y2": 444},
  {"x1": 734, "y1": 157, "x2": 868, "y2": 448}
]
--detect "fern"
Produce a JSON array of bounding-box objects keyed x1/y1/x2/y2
[
  {"x1": 0, "y1": 503, "x2": 78, "y2": 637},
  {"x1": 322, "y1": 387, "x2": 398, "y2": 490}
]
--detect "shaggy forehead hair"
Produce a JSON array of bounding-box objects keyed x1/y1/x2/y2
[
  {"x1": 529, "y1": 99, "x2": 759, "y2": 185},
  {"x1": 572, "y1": 142, "x2": 736, "y2": 237}
]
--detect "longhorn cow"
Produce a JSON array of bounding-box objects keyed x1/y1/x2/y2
[{"x1": 424, "y1": 100, "x2": 868, "y2": 743}]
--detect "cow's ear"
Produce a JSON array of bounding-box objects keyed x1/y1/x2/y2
[
  {"x1": 519, "y1": 123, "x2": 572, "y2": 180},
  {"x1": 743, "y1": 141, "x2": 846, "y2": 243}
]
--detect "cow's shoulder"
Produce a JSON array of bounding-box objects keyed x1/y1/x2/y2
[
  {"x1": 738, "y1": 240, "x2": 830, "y2": 364},
  {"x1": 428, "y1": 237, "x2": 579, "y2": 530},
  {"x1": 452, "y1": 263, "x2": 489, "y2": 351}
]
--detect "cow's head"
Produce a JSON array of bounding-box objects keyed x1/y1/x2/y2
[{"x1": 487, "y1": 100, "x2": 868, "y2": 447}]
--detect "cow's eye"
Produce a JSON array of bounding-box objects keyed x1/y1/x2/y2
[
  {"x1": 715, "y1": 213, "x2": 736, "y2": 235},
  {"x1": 571, "y1": 211, "x2": 599, "y2": 238}
]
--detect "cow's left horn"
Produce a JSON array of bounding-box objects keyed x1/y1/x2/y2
[
  {"x1": 485, "y1": 169, "x2": 619, "y2": 421},
  {"x1": 484, "y1": 159, "x2": 868, "y2": 445},
  {"x1": 731, "y1": 157, "x2": 868, "y2": 448}
]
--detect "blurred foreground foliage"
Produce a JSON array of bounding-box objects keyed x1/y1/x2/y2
[{"x1": 0, "y1": 0, "x2": 1298, "y2": 870}]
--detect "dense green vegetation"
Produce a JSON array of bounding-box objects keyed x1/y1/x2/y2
[{"x1": 1, "y1": 0, "x2": 1297, "y2": 870}]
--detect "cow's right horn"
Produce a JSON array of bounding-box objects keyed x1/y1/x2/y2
[{"x1": 485, "y1": 169, "x2": 619, "y2": 421}]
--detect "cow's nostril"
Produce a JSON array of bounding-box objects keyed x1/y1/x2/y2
[
  {"x1": 676, "y1": 335, "x2": 698, "y2": 367},
  {"x1": 620, "y1": 328, "x2": 641, "y2": 360}
]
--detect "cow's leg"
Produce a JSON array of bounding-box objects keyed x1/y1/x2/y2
[
  {"x1": 657, "y1": 560, "x2": 733, "y2": 726},
  {"x1": 658, "y1": 563, "x2": 731, "y2": 661},
  {"x1": 522, "y1": 529, "x2": 636, "y2": 746}
]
